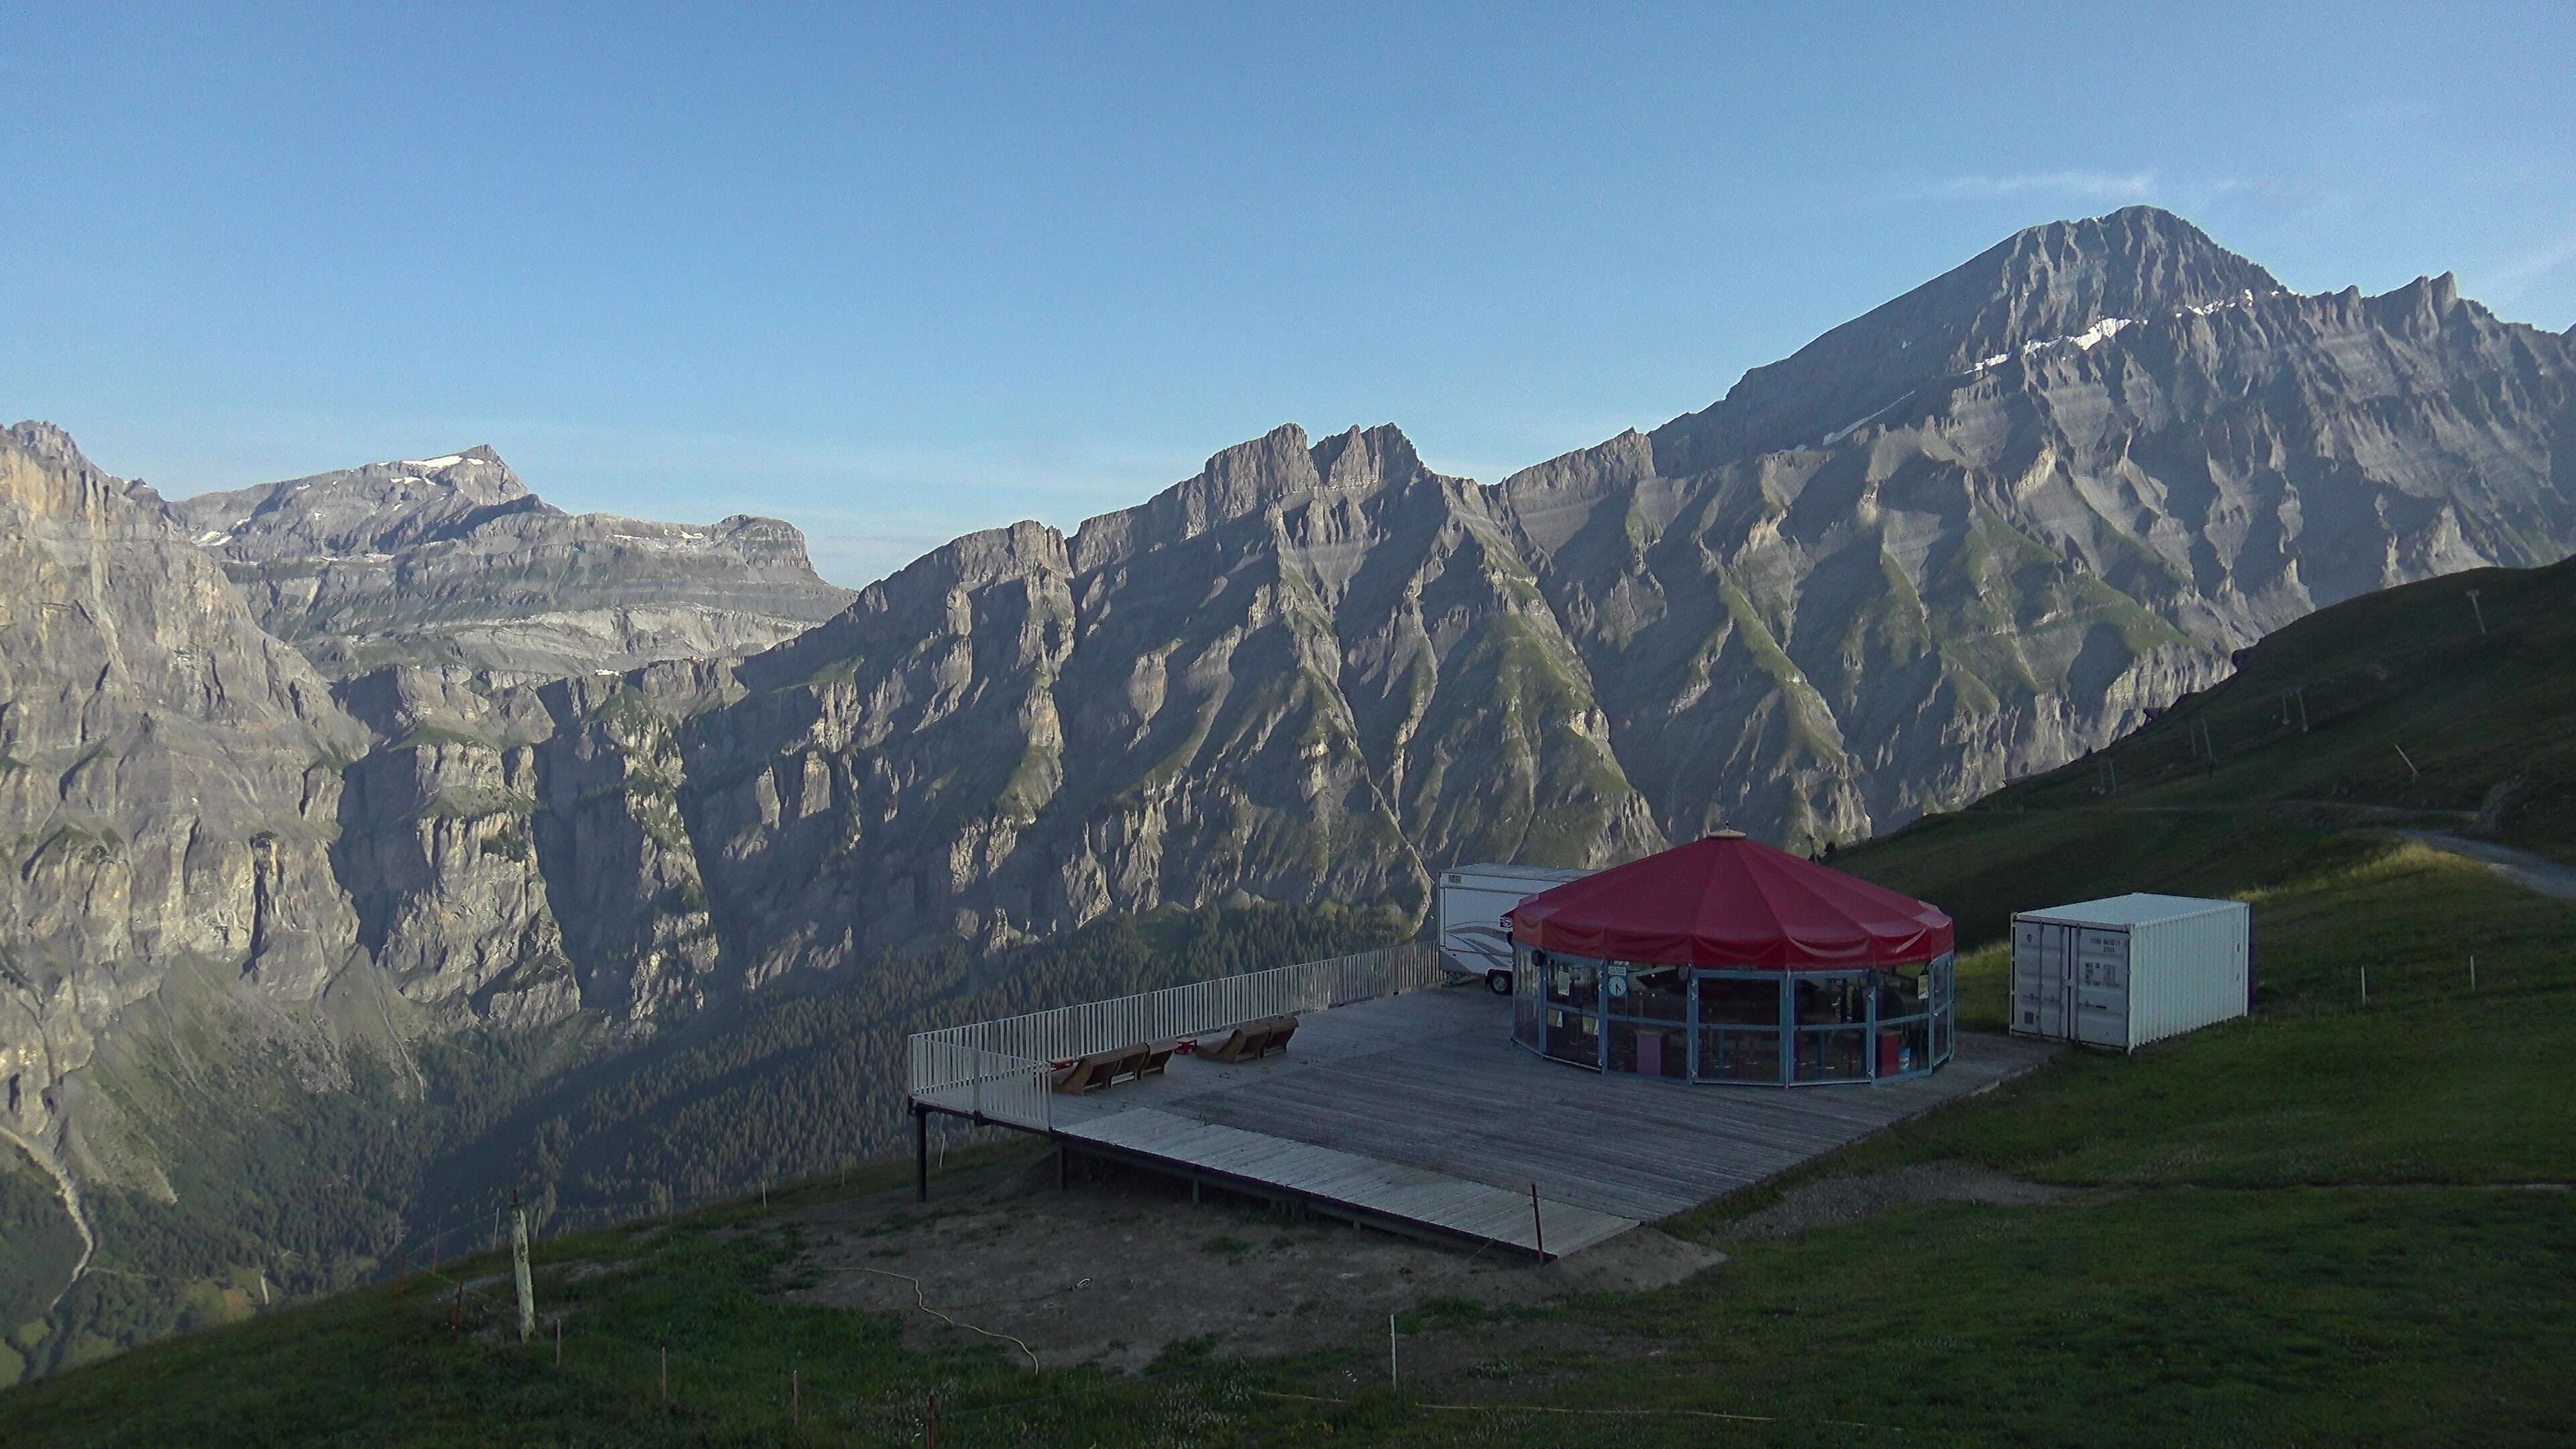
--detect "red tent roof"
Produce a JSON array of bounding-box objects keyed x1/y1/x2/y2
[{"x1": 1505, "y1": 833, "x2": 1953, "y2": 971}]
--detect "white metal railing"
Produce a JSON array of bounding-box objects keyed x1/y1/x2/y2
[
  {"x1": 907, "y1": 1042, "x2": 1057, "y2": 1129},
  {"x1": 906, "y1": 942, "x2": 1443, "y2": 1132}
]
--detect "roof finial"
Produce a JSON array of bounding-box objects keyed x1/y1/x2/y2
[{"x1": 1708, "y1": 828, "x2": 1746, "y2": 840}]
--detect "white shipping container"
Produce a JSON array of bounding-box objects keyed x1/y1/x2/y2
[
  {"x1": 1437, "y1": 863, "x2": 1592, "y2": 994},
  {"x1": 2009, "y1": 894, "x2": 2251, "y2": 1051}
]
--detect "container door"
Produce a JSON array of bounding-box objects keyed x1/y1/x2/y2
[
  {"x1": 2013, "y1": 920, "x2": 2077, "y2": 1038},
  {"x1": 2011, "y1": 920, "x2": 2041, "y2": 1034},
  {"x1": 2074, "y1": 928, "x2": 2130, "y2": 1047}
]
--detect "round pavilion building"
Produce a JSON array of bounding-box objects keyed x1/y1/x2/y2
[{"x1": 1504, "y1": 831, "x2": 1957, "y2": 1086}]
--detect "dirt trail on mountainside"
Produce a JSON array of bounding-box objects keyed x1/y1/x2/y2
[{"x1": 2398, "y1": 832, "x2": 2576, "y2": 903}]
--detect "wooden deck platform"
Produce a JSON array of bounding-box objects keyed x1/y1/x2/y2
[
  {"x1": 963, "y1": 987, "x2": 2059, "y2": 1258},
  {"x1": 1059, "y1": 1108, "x2": 1638, "y2": 1257}
]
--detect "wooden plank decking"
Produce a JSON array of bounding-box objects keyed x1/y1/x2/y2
[
  {"x1": 1059, "y1": 1108, "x2": 1637, "y2": 1258},
  {"x1": 984, "y1": 987, "x2": 2058, "y2": 1258}
]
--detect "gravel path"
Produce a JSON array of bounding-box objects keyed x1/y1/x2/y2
[{"x1": 2398, "y1": 831, "x2": 2576, "y2": 904}]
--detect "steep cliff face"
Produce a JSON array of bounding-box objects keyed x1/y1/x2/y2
[
  {"x1": 1, "y1": 427, "x2": 767, "y2": 1361},
  {"x1": 684, "y1": 425, "x2": 1663, "y2": 971},
  {"x1": 159, "y1": 447, "x2": 855, "y2": 678},
  {"x1": 324, "y1": 659, "x2": 739, "y2": 1028},
  {"x1": 0, "y1": 422, "x2": 371, "y2": 1199}
]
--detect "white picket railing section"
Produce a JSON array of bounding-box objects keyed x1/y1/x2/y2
[{"x1": 906, "y1": 942, "x2": 1443, "y2": 1132}]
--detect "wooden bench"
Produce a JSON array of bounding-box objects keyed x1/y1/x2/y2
[
  {"x1": 1053, "y1": 1044, "x2": 1150, "y2": 1094},
  {"x1": 1197, "y1": 1014, "x2": 1299, "y2": 1064},
  {"x1": 1051, "y1": 1041, "x2": 1182, "y2": 1094}
]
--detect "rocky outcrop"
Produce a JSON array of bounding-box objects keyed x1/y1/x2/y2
[
  {"x1": 158, "y1": 447, "x2": 854, "y2": 678},
  {"x1": 322, "y1": 657, "x2": 740, "y2": 1028},
  {"x1": 683, "y1": 425, "x2": 1664, "y2": 969},
  {"x1": 0, "y1": 421, "x2": 372, "y2": 1215}
]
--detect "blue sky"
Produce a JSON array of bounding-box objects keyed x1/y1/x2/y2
[{"x1": 5, "y1": 3, "x2": 2569, "y2": 585}]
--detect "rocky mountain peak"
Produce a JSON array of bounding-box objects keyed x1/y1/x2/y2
[
  {"x1": 1988, "y1": 205, "x2": 2279, "y2": 313},
  {"x1": 1071, "y1": 421, "x2": 1434, "y2": 572},
  {"x1": 378, "y1": 446, "x2": 530, "y2": 506},
  {"x1": 144, "y1": 443, "x2": 852, "y2": 680},
  {"x1": 5, "y1": 420, "x2": 99, "y2": 476},
  {"x1": 1642, "y1": 206, "x2": 2284, "y2": 474},
  {"x1": 1310, "y1": 423, "x2": 1425, "y2": 492}
]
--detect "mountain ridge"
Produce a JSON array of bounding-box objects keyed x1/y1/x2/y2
[{"x1": 131, "y1": 442, "x2": 856, "y2": 679}]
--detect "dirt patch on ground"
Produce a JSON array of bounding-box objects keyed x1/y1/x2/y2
[
  {"x1": 1721, "y1": 1163, "x2": 2074, "y2": 1240},
  {"x1": 772, "y1": 1152, "x2": 1723, "y2": 1372}
]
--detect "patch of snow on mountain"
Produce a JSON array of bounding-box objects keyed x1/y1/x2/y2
[
  {"x1": 1966, "y1": 316, "x2": 2145, "y2": 376},
  {"x1": 407, "y1": 455, "x2": 466, "y2": 470},
  {"x1": 2181, "y1": 288, "x2": 2277, "y2": 318},
  {"x1": 1821, "y1": 393, "x2": 1913, "y2": 447}
]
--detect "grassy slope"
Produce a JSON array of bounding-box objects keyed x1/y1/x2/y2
[{"x1": 5, "y1": 560, "x2": 2575, "y2": 1445}]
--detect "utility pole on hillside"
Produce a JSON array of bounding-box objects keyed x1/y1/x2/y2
[{"x1": 2466, "y1": 589, "x2": 2488, "y2": 636}]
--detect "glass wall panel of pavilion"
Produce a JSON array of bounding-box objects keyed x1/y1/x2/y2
[
  {"x1": 1932, "y1": 953, "x2": 1957, "y2": 1065},
  {"x1": 1605, "y1": 965, "x2": 1689, "y2": 1079},
  {"x1": 1693, "y1": 971, "x2": 1785, "y2": 1085},
  {"x1": 1792, "y1": 973, "x2": 1871, "y2": 1083},
  {"x1": 1872, "y1": 962, "x2": 1935, "y2": 1078},
  {"x1": 1541, "y1": 955, "x2": 1602, "y2": 1069}
]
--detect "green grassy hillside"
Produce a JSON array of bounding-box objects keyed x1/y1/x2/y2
[
  {"x1": 4, "y1": 559, "x2": 2572, "y2": 1445},
  {"x1": 1838, "y1": 556, "x2": 2576, "y2": 945}
]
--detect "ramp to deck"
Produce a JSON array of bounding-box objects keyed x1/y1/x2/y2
[{"x1": 1059, "y1": 1108, "x2": 1637, "y2": 1258}]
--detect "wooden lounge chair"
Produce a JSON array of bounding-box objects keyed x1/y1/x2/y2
[
  {"x1": 1199, "y1": 1014, "x2": 1299, "y2": 1064},
  {"x1": 1051, "y1": 1043, "x2": 1152, "y2": 1094},
  {"x1": 1138, "y1": 1042, "x2": 1178, "y2": 1078},
  {"x1": 1258, "y1": 1014, "x2": 1297, "y2": 1059}
]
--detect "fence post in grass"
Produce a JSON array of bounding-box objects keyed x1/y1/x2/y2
[
  {"x1": 661, "y1": 1344, "x2": 669, "y2": 1405},
  {"x1": 792, "y1": 1368, "x2": 800, "y2": 1428},
  {"x1": 2471, "y1": 955, "x2": 2477, "y2": 990},
  {"x1": 1389, "y1": 1313, "x2": 1399, "y2": 1391},
  {"x1": 451, "y1": 1282, "x2": 462, "y2": 1341},
  {"x1": 2361, "y1": 965, "x2": 2369, "y2": 1005},
  {"x1": 928, "y1": 1391, "x2": 939, "y2": 1449},
  {"x1": 511, "y1": 1200, "x2": 536, "y2": 1344},
  {"x1": 555, "y1": 1316, "x2": 562, "y2": 1368}
]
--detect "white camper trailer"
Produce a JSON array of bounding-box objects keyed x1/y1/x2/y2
[
  {"x1": 2010, "y1": 894, "x2": 2251, "y2": 1051},
  {"x1": 1438, "y1": 863, "x2": 1591, "y2": 994}
]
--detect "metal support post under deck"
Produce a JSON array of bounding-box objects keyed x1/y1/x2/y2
[{"x1": 914, "y1": 1104, "x2": 928, "y2": 1203}]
